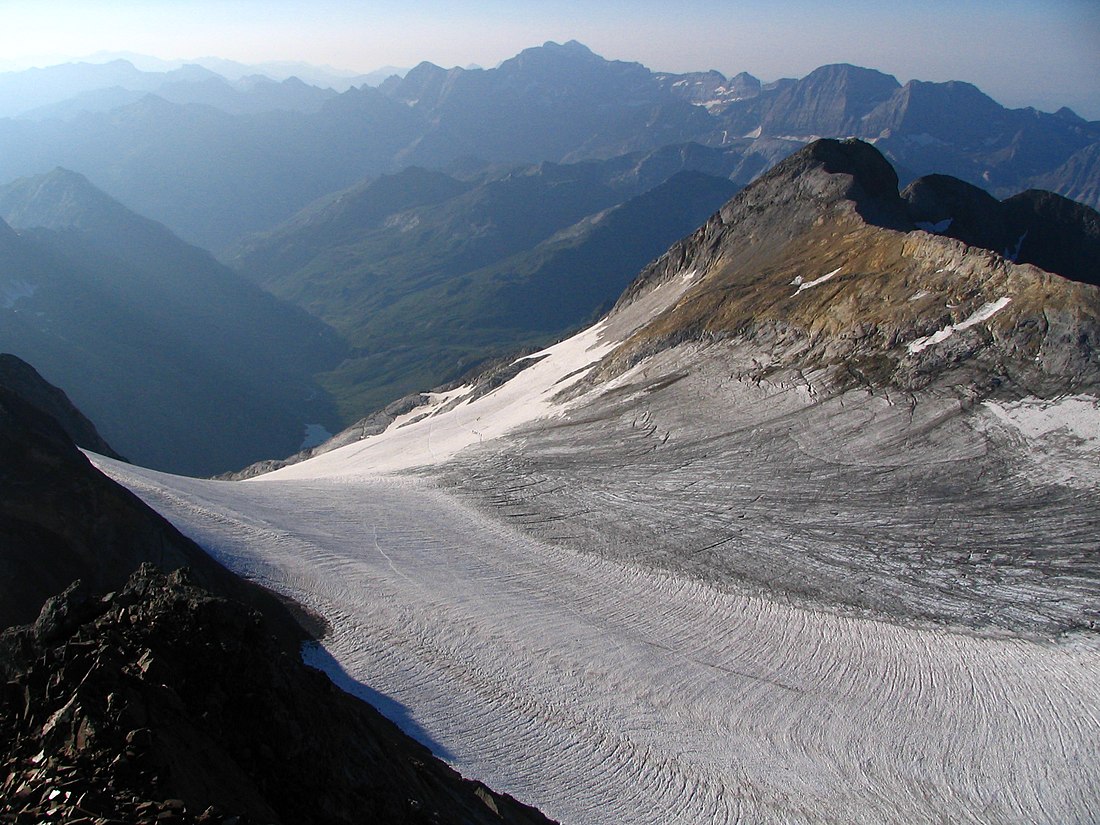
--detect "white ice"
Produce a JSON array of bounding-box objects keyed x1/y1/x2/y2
[
  {"x1": 907, "y1": 296, "x2": 1012, "y2": 353},
  {"x1": 93, "y1": 454, "x2": 1100, "y2": 825},
  {"x1": 793, "y1": 267, "x2": 841, "y2": 296},
  {"x1": 265, "y1": 320, "x2": 617, "y2": 479}
]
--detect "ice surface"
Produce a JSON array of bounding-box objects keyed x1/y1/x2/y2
[
  {"x1": 264, "y1": 321, "x2": 616, "y2": 480},
  {"x1": 83, "y1": 263, "x2": 1098, "y2": 824},
  {"x1": 907, "y1": 296, "x2": 1011, "y2": 353},
  {"x1": 983, "y1": 394, "x2": 1100, "y2": 487},
  {"x1": 92, "y1": 450, "x2": 1100, "y2": 825}
]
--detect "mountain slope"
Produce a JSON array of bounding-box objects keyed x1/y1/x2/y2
[
  {"x1": 234, "y1": 160, "x2": 738, "y2": 418},
  {"x1": 265, "y1": 139, "x2": 1100, "y2": 636},
  {"x1": 94, "y1": 140, "x2": 1100, "y2": 824},
  {"x1": 0, "y1": 171, "x2": 347, "y2": 474},
  {"x1": 1032, "y1": 141, "x2": 1100, "y2": 208}
]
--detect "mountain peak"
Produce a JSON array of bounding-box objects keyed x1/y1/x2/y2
[
  {"x1": 543, "y1": 39, "x2": 593, "y2": 53},
  {"x1": 738, "y1": 138, "x2": 907, "y2": 228},
  {"x1": 0, "y1": 167, "x2": 123, "y2": 233}
]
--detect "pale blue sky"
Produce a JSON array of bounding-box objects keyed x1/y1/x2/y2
[{"x1": 2, "y1": 0, "x2": 1098, "y2": 117}]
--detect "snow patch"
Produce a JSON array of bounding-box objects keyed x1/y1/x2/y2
[
  {"x1": 908, "y1": 289, "x2": 933, "y2": 302},
  {"x1": 984, "y1": 395, "x2": 1100, "y2": 445},
  {"x1": 1, "y1": 279, "x2": 36, "y2": 308},
  {"x1": 983, "y1": 394, "x2": 1100, "y2": 487},
  {"x1": 793, "y1": 267, "x2": 842, "y2": 296},
  {"x1": 264, "y1": 320, "x2": 618, "y2": 479},
  {"x1": 907, "y1": 297, "x2": 1012, "y2": 353},
  {"x1": 915, "y1": 218, "x2": 953, "y2": 234}
]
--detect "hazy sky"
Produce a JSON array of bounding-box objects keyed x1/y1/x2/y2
[{"x1": 2, "y1": 0, "x2": 1098, "y2": 118}]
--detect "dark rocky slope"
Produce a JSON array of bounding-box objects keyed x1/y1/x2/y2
[
  {"x1": 0, "y1": 567, "x2": 554, "y2": 825},
  {"x1": 0, "y1": 356, "x2": 555, "y2": 823},
  {"x1": 0, "y1": 353, "x2": 122, "y2": 460},
  {"x1": 0, "y1": 354, "x2": 301, "y2": 637}
]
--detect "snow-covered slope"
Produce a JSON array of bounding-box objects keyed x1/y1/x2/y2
[
  {"x1": 94, "y1": 455, "x2": 1100, "y2": 825},
  {"x1": 93, "y1": 140, "x2": 1100, "y2": 823}
]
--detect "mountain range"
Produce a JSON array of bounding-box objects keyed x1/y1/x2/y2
[
  {"x1": 231, "y1": 160, "x2": 740, "y2": 417},
  {"x1": 2, "y1": 30, "x2": 1098, "y2": 825},
  {"x1": 0, "y1": 168, "x2": 345, "y2": 475},
  {"x1": 0, "y1": 42, "x2": 1096, "y2": 255}
]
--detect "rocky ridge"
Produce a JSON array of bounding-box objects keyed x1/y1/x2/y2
[
  {"x1": 0, "y1": 566, "x2": 555, "y2": 825},
  {"x1": 591, "y1": 138, "x2": 1100, "y2": 398}
]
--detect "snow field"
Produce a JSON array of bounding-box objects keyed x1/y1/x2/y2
[{"x1": 95, "y1": 456, "x2": 1100, "y2": 825}]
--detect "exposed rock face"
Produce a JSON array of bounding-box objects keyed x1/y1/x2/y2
[
  {"x1": 760, "y1": 64, "x2": 901, "y2": 137},
  {"x1": 0, "y1": 566, "x2": 556, "y2": 825},
  {"x1": 1033, "y1": 141, "x2": 1100, "y2": 211},
  {"x1": 1001, "y1": 188, "x2": 1100, "y2": 287},
  {"x1": 903, "y1": 175, "x2": 1100, "y2": 288},
  {"x1": 596, "y1": 139, "x2": 1100, "y2": 396},
  {"x1": 901, "y1": 174, "x2": 1010, "y2": 250}
]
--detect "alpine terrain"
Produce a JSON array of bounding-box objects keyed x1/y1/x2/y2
[
  {"x1": 0, "y1": 354, "x2": 556, "y2": 824},
  {"x1": 92, "y1": 140, "x2": 1100, "y2": 824}
]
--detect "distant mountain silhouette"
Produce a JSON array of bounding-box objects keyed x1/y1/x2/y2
[
  {"x1": 2, "y1": 42, "x2": 1095, "y2": 253},
  {"x1": 0, "y1": 170, "x2": 346, "y2": 474}
]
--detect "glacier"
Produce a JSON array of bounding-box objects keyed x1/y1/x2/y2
[{"x1": 90, "y1": 304, "x2": 1100, "y2": 823}]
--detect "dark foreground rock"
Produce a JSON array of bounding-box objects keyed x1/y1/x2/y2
[
  {"x1": 0, "y1": 354, "x2": 306, "y2": 645},
  {"x1": 0, "y1": 565, "x2": 556, "y2": 825}
]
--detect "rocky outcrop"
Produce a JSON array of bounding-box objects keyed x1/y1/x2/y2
[
  {"x1": 0, "y1": 566, "x2": 556, "y2": 825},
  {"x1": 903, "y1": 175, "x2": 1100, "y2": 287},
  {"x1": 593, "y1": 139, "x2": 1100, "y2": 398},
  {"x1": 759, "y1": 64, "x2": 901, "y2": 137}
]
